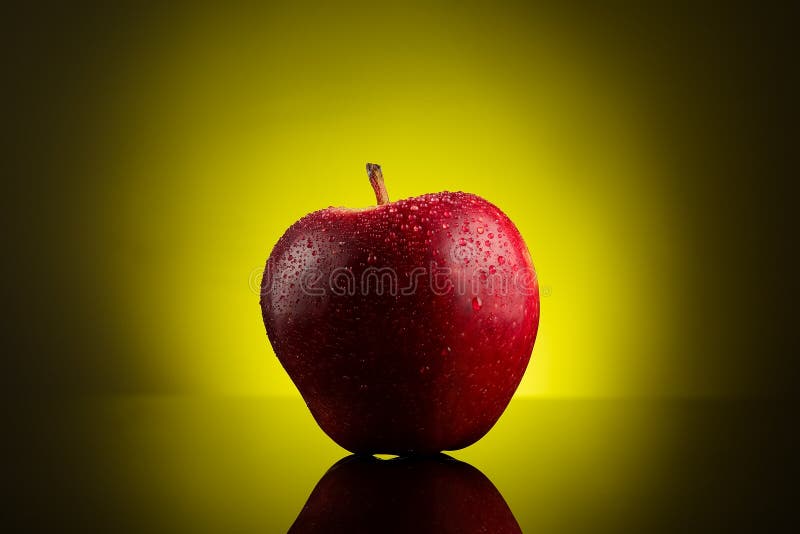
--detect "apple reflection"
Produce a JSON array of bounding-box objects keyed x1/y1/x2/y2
[{"x1": 289, "y1": 454, "x2": 521, "y2": 533}]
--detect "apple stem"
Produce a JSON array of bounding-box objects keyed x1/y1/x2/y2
[{"x1": 366, "y1": 163, "x2": 390, "y2": 205}]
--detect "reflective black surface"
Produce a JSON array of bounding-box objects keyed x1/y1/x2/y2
[
  {"x1": 10, "y1": 397, "x2": 793, "y2": 532},
  {"x1": 289, "y1": 454, "x2": 520, "y2": 533}
]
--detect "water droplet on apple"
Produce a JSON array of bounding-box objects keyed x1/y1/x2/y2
[
  {"x1": 476, "y1": 226, "x2": 484, "y2": 234},
  {"x1": 498, "y1": 256, "x2": 505, "y2": 265},
  {"x1": 472, "y1": 296, "x2": 483, "y2": 311},
  {"x1": 443, "y1": 210, "x2": 452, "y2": 218},
  {"x1": 412, "y1": 225, "x2": 420, "y2": 232},
  {"x1": 458, "y1": 238, "x2": 466, "y2": 246},
  {"x1": 488, "y1": 233, "x2": 494, "y2": 239},
  {"x1": 409, "y1": 204, "x2": 419, "y2": 211},
  {"x1": 489, "y1": 265, "x2": 496, "y2": 274}
]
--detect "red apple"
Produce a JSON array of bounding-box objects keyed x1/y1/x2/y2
[
  {"x1": 261, "y1": 164, "x2": 539, "y2": 454},
  {"x1": 289, "y1": 454, "x2": 522, "y2": 533}
]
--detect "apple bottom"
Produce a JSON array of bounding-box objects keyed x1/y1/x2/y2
[{"x1": 280, "y1": 338, "x2": 531, "y2": 455}]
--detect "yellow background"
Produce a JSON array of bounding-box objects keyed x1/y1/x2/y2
[{"x1": 83, "y1": 3, "x2": 694, "y2": 398}]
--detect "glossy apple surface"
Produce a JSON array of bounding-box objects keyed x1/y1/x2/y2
[
  {"x1": 261, "y1": 165, "x2": 539, "y2": 454},
  {"x1": 289, "y1": 454, "x2": 522, "y2": 534}
]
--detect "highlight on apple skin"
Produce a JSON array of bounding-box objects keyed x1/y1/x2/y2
[{"x1": 261, "y1": 164, "x2": 539, "y2": 455}]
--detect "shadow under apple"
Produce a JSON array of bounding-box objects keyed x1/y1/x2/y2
[{"x1": 289, "y1": 454, "x2": 521, "y2": 533}]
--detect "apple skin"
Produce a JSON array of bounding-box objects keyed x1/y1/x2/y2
[
  {"x1": 261, "y1": 190, "x2": 539, "y2": 454},
  {"x1": 288, "y1": 454, "x2": 522, "y2": 534}
]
